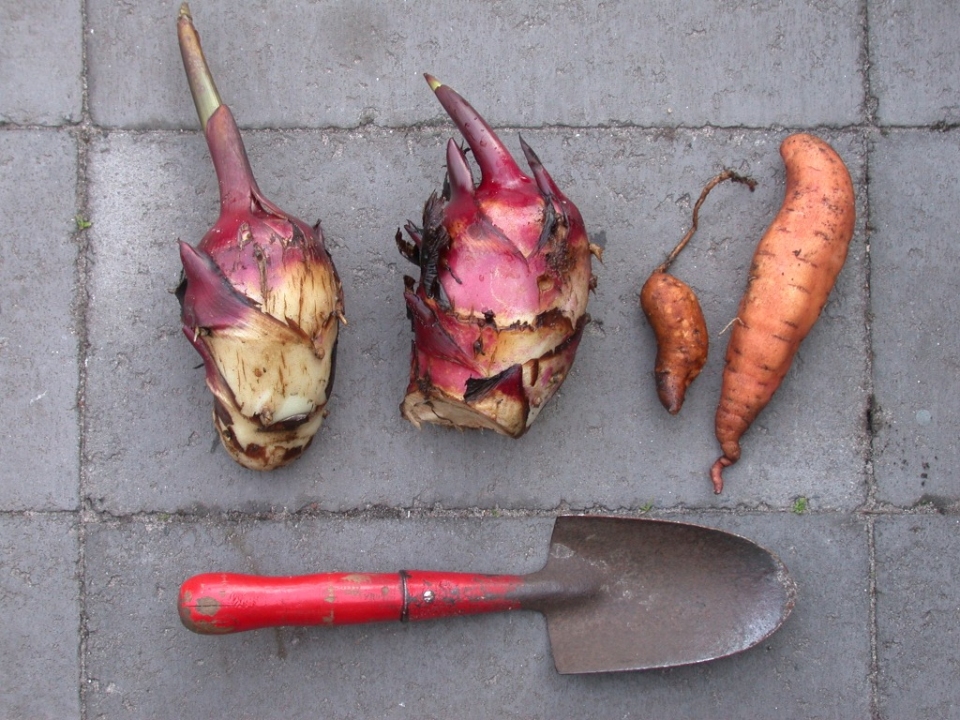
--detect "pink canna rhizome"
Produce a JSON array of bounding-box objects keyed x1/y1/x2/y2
[
  {"x1": 397, "y1": 75, "x2": 601, "y2": 438},
  {"x1": 175, "y1": 4, "x2": 344, "y2": 470}
]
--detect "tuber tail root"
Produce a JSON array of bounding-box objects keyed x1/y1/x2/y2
[
  {"x1": 654, "y1": 169, "x2": 757, "y2": 275},
  {"x1": 710, "y1": 456, "x2": 734, "y2": 494}
]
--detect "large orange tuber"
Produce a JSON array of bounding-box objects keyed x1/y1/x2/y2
[{"x1": 711, "y1": 133, "x2": 856, "y2": 493}]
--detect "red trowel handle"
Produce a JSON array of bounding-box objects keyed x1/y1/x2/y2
[{"x1": 178, "y1": 571, "x2": 528, "y2": 634}]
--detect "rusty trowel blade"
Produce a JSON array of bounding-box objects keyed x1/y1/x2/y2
[{"x1": 538, "y1": 516, "x2": 796, "y2": 674}]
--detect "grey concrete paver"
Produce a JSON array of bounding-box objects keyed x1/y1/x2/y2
[
  {"x1": 875, "y1": 515, "x2": 960, "y2": 719},
  {"x1": 87, "y1": 0, "x2": 863, "y2": 130},
  {"x1": 0, "y1": 513, "x2": 80, "y2": 719},
  {"x1": 84, "y1": 513, "x2": 868, "y2": 719},
  {"x1": 870, "y1": 1, "x2": 960, "y2": 126},
  {"x1": 0, "y1": 1, "x2": 83, "y2": 125},
  {"x1": 0, "y1": 130, "x2": 80, "y2": 511},
  {"x1": 870, "y1": 130, "x2": 960, "y2": 507},
  {"x1": 84, "y1": 128, "x2": 868, "y2": 514},
  {"x1": 3, "y1": 1, "x2": 960, "y2": 717}
]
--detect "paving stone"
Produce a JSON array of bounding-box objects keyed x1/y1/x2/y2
[
  {"x1": 0, "y1": 1, "x2": 83, "y2": 125},
  {"x1": 83, "y1": 128, "x2": 868, "y2": 515},
  {"x1": 875, "y1": 514, "x2": 960, "y2": 719},
  {"x1": 87, "y1": 0, "x2": 863, "y2": 130},
  {"x1": 12, "y1": 1, "x2": 960, "y2": 716},
  {"x1": 0, "y1": 513, "x2": 80, "y2": 719},
  {"x1": 870, "y1": 1, "x2": 960, "y2": 125},
  {"x1": 0, "y1": 131, "x2": 80, "y2": 511},
  {"x1": 83, "y1": 512, "x2": 868, "y2": 719},
  {"x1": 870, "y1": 130, "x2": 960, "y2": 507}
]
